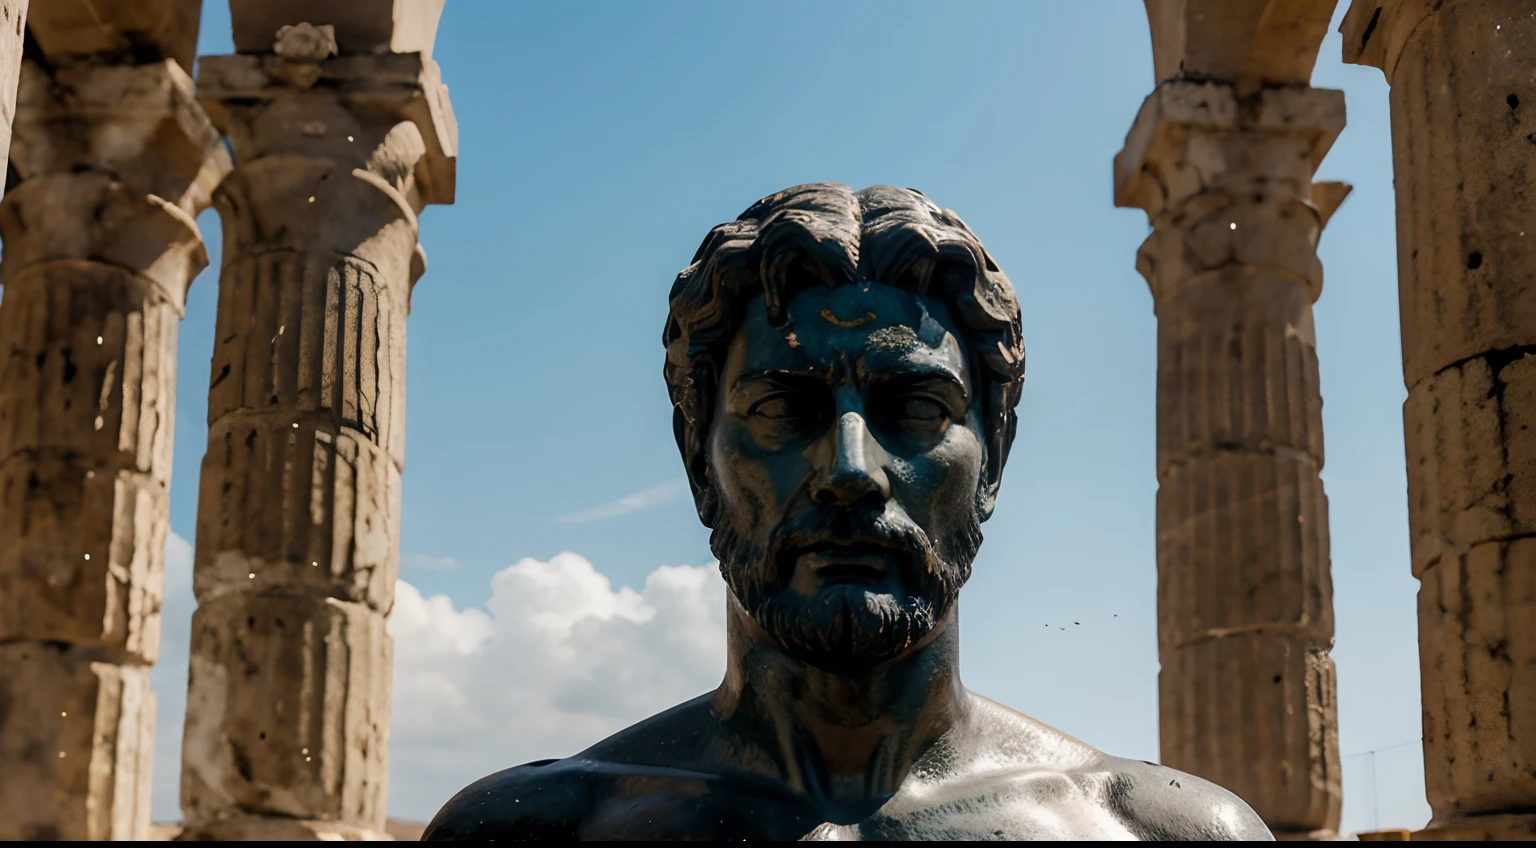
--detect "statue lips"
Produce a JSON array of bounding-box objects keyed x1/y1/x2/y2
[{"x1": 787, "y1": 539, "x2": 903, "y2": 592}]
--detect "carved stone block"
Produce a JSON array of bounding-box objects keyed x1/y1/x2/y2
[
  {"x1": 1404, "y1": 352, "x2": 1536, "y2": 577},
  {"x1": 0, "y1": 641, "x2": 154, "y2": 841},
  {"x1": 1157, "y1": 453, "x2": 1334, "y2": 653},
  {"x1": 1345, "y1": 0, "x2": 1536, "y2": 387},
  {"x1": 1153, "y1": 283, "x2": 1325, "y2": 472},
  {"x1": 22, "y1": 0, "x2": 201, "y2": 72},
  {"x1": 204, "y1": 239, "x2": 411, "y2": 459},
  {"x1": 1142, "y1": 0, "x2": 1338, "y2": 86},
  {"x1": 1159, "y1": 632, "x2": 1341, "y2": 834},
  {"x1": 193, "y1": 422, "x2": 400, "y2": 612},
  {"x1": 197, "y1": 55, "x2": 456, "y2": 207},
  {"x1": 1418, "y1": 537, "x2": 1536, "y2": 817},
  {"x1": 12, "y1": 60, "x2": 221, "y2": 204},
  {"x1": 0, "y1": 461, "x2": 166, "y2": 661},
  {"x1": 180, "y1": 595, "x2": 392, "y2": 829},
  {"x1": 0, "y1": 252, "x2": 187, "y2": 479}
]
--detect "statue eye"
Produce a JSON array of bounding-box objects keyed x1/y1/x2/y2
[
  {"x1": 751, "y1": 395, "x2": 813, "y2": 421},
  {"x1": 900, "y1": 398, "x2": 948, "y2": 422}
]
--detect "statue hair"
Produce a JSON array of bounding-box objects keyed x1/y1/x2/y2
[{"x1": 662, "y1": 182, "x2": 1026, "y2": 526}]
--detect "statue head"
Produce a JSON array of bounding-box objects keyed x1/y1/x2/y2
[{"x1": 664, "y1": 183, "x2": 1025, "y2": 671}]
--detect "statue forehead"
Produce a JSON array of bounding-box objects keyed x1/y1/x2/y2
[{"x1": 728, "y1": 283, "x2": 972, "y2": 381}]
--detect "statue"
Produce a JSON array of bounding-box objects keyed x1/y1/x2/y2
[{"x1": 423, "y1": 184, "x2": 1271, "y2": 840}]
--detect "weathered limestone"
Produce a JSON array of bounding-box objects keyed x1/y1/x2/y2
[
  {"x1": 1341, "y1": 1, "x2": 1536, "y2": 839},
  {"x1": 0, "y1": 0, "x2": 27, "y2": 175},
  {"x1": 1117, "y1": 2, "x2": 1348, "y2": 837},
  {"x1": 178, "y1": 5, "x2": 455, "y2": 839},
  {"x1": 0, "y1": 643, "x2": 156, "y2": 841},
  {"x1": 1141, "y1": 0, "x2": 1336, "y2": 88},
  {"x1": 23, "y1": 0, "x2": 199, "y2": 72},
  {"x1": 0, "y1": 2, "x2": 225, "y2": 839}
]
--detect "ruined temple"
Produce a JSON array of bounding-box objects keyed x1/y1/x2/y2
[{"x1": 0, "y1": 0, "x2": 1531, "y2": 841}]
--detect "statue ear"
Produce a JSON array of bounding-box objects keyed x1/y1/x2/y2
[
  {"x1": 974, "y1": 397, "x2": 1017, "y2": 523},
  {"x1": 672, "y1": 404, "x2": 719, "y2": 527},
  {"x1": 974, "y1": 454, "x2": 1000, "y2": 523},
  {"x1": 669, "y1": 355, "x2": 722, "y2": 526}
]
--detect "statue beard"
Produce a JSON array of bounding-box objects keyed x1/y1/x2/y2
[{"x1": 711, "y1": 501, "x2": 983, "y2": 671}]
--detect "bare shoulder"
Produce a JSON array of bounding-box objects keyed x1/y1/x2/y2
[
  {"x1": 958, "y1": 695, "x2": 1271, "y2": 841},
  {"x1": 421, "y1": 758, "x2": 591, "y2": 841},
  {"x1": 422, "y1": 694, "x2": 730, "y2": 841},
  {"x1": 1091, "y1": 755, "x2": 1274, "y2": 841}
]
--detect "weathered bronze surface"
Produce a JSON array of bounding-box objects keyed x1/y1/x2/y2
[{"x1": 424, "y1": 184, "x2": 1271, "y2": 841}]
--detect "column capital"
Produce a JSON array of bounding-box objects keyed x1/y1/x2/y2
[
  {"x1": 1143, "y1": 0, "x2": 1338, "y2": 87},
  {"x1": 1114, "y1": 81, "x2": 1349, "y2": 308},
  {"x1": 1114, "y1": 80, "x2": 1346, "y2": 217},
  {"x1": 4, "y1": 60, "x2": 228, "y2": 301},
  {"x1": 23, "y1": 0, "x2": 201, "y2": 73},
  {"x1": 1340, "y1": 0, "x2": 1440, "y2": 79},
  {"x1": 197, "y1": 51, "x2": 456, "y2": 210},
  {"x1": 197, "y1": 0, "x2": 457, "y2": 212},
  {"x1": 11, "y1": 59, "x2": 229, "y2": 216},
  {"x1": 0, "y1": 176, "x2": 210, "y2": 309}
]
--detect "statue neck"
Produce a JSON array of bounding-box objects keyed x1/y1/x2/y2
[{"x1": 712, "y1": 598, "x2": 968, "y2": 822}]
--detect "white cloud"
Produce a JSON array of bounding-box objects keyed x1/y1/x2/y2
[
  {"x1": 386, "y1": 552, "x2": 726, "y2": 822},
  {"x1": 401, "y1": 553, "x2": 461, "y2": 572},
  {"x1": 149, "y1": 541, "x2": 726, "y2": 826},
  {"x1": 553, "y1": 479, "x2": 689, "y2": 523}
]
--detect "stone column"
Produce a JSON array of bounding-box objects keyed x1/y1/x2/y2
[
  {"x1": 178, "y1": 5, "x2": 455, "y2": 839},
  {"x1": 0, "y1": 3, "x2": 225, "y2": 839},
  {"x1": 1342, "y1": 2, "x2": 1536, "y2": 840},
  {"x1": 1115, "y1": 80, "x2": 1349, "y2": 838}
]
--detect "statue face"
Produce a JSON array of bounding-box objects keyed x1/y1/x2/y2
[{"x1": 708, "y1": 280, "x2": 988, "y2": 669}]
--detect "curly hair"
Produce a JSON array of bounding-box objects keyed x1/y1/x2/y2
[{"x1": 662, "y1": 183, "x2": 1026, "y2": 525}]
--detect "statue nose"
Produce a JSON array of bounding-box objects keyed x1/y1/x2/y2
[{"x1": 813, "y1": 411, "x2": 890, "y2": 508}]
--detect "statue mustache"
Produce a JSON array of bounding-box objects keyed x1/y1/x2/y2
[{"x1": 761, "y1": 505, "x2": 940, "y2": 589}]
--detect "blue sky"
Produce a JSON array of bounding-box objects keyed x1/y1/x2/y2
[{"x1": 160, "y1": 0, "x2": 1426, "y2": 832}]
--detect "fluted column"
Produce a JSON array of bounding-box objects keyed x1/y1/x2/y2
[
  {"x1": 1342, "y1": 2, "x2": 1536, "y2": 839},
  {"x1": 179, "y1": 7, "x2": 455, "y2": 840},
  {"x1": 0, "y1": 29, "x2": 225, "y2": 841},
  {"x1": 1115, "y1": 79, "x2": 1349, "y2": 838}
]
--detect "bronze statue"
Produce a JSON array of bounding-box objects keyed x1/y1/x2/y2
[{"x1": 424, "y1": 184, "x2": 1271, "y2": 840}]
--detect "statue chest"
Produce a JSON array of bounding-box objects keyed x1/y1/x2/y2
[
  {"x1": 799, "y1": 770, "x2": 1138, "y2": 841},
  {"x1": 577, "y1": 767, "x2": 1137, "y2": 841}
]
